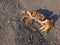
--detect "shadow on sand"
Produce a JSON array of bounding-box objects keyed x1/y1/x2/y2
[{"x1": 35, "y1": 9, "x2": 58, "y2": 26}]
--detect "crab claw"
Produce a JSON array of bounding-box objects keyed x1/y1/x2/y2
[
  {"x1": 19, "y1": 10, "x2": 26, "y2": 14},
  {"x1": 19, "y1": 10, "x2": 31, "y2": 15}
]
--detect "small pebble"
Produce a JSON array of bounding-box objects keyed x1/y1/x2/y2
[
  {"x1": 7, "y1": 21, "x2": 10, "y2": 23},
  {"x1": 28, "y1": 40, "x2": 30, "y2": 42},
  {"x1": 19, "y1": 36, "x2": 21, "y2": 38}
]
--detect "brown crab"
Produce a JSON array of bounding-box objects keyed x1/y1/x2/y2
[{"x1": 19, "y1": 10, "x2": 52, "y2": 37}]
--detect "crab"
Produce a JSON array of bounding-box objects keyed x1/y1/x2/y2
[
  {"x1": 20, "y1": 10, "x2": 35, "y2": 28},
  {"x1": 19, "y1": 10, "x2": 52, "y2": 37}
]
